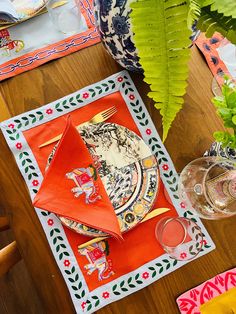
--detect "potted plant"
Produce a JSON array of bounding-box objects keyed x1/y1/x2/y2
[
  {"x1": 206, "y1": 77, "x2": 236, "y2": 160},
  {"x1": 93, "y1": 0, "x2": 236, "y2": 140}
]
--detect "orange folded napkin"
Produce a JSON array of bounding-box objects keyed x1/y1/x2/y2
[
  {"x1": 200, "y1": 287, "x2": 236, "y2": 314},
  {"x1": 33, "y1": 117, "x2": 123, "y2": 240}
]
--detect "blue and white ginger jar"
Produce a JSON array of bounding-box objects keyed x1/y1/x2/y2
[{"x1": 93, "y1": 0, "x2": 142, "y2": 72}]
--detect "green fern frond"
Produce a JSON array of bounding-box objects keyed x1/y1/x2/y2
[
  {"x1": 201, "y1": 0, "x2": 214, "y2": 6},
  {"x1": 197, "y1": 6, "x2": 236, "y2": 43},
  {"x1": 130, "y1": 0, "x2": 191, "y2": 141},
  {"x1": 187, "y1": 0, "x2": 202, "y2": 29},
  {"x1": 203, "y1": 0, "x2": 236, "y2": 19}
]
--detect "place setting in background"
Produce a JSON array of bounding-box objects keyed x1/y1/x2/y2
[
  {"x1": 0, "y1": 0, "x2": 100, "y2": 81},
  {"x1": 0, "y1": 70, "x2": 216, "y2": 313}
]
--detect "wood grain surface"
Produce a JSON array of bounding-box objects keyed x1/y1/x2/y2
[{"x1": 0, "y1": 43, "x2": 235, "y2": 314}]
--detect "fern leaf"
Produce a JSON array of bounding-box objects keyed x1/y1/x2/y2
[
  {"x1": 197, "y1": 6, "x2": 236, "y2": 43},
  {"x1": 204, "y1": 0, "x2": 236, "y2": 19},
  {"x1": 130, "y1": 0, "x2": 191, "y2": 141},
  {"x1": 187, "y1": 0, "x2": 202, "y2": 29}
]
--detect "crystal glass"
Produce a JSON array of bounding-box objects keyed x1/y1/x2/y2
[
  {"x1": 179, "y1": 157, "x2": 236, "y2": 219},
  {"x1": 155, "y1": 217, "x2": 203, "y2": 261},
  {"x1": 46, "y1": 0, "x2": 82, "y2": 34}
]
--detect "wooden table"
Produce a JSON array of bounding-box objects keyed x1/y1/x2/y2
[{"x1": 0, "y1": 43, "x2": 236, "y2": 314}]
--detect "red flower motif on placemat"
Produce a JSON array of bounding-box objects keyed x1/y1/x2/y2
[
  {"x1": 180, "y1": 252, "x2": 187, "y2": 259},
  {"x1": 8, "y1": 123, "x2": 14, "y2": 129},
  {"x1": 117, "y1": 76, "x2": 123, "y2": 82},
  {"x1": 32, "y1": 180, "x2": 39, "y2": 187},
  {"x1": 180, "y1": 202, "x2": 186, "y2": 209},
  {"x1": 201, "y1": 239, "x2": 207, "y2": 246},
  {"x1": 64, "y1": 260, "x2": 70, "y2": 267},
  {"x1": 146, "y1": 128, "x2": 152, "y2": 135},
  {"x1": 129, "y1": 94, "x2": 135, "y2": 100},
  {"x1": 47, "y1": 219, "x2": 54, "y2": 226},
  {"x1": 142, "y1": 272, "x2": 149, "y2": 279},
  {"x1": 46, "y1": 108, "x2": 53, "y2": 115},
  {"x1": 162, "y1": 164, "x2": 169, "y2": 171},
  {"x1": 16, "y1": 142, "x2": 22, "y2": 150},
  {"x1": 83, "y1": 92, "x2": 89, "y2": 99},
  {"x1": 81, "y1": 301, "x2": 86, "y2": 310},
  {"x1": 102, "y1": 291, "x2": 109, "y2": 299}
]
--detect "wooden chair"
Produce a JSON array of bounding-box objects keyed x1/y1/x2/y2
[{"x1": 0, "y1": 217, "x2": 21, "y2": 276}]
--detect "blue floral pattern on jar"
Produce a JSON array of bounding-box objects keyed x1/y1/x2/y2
[{"x1": 93, "y1": 0, "x2": 142, "y2": 72}]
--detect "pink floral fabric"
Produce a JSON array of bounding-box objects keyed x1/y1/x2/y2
[{"x1": 176, "y1": 268, "x2": 236, "y2": 313}]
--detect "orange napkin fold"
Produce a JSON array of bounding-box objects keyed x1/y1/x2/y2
[{"x1": 33, "y1": 117, "x2": 122, "y2": 240}]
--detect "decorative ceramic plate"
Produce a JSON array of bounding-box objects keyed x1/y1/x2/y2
[
  {"x1": 0, "y1": 0, "x2": 48, "y2": 25},
  {"x1": 47, "y1": 123, "x2": 160, "y2": 237}
]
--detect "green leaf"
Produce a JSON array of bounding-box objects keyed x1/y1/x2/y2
[
  {"x1": 213, "y1": 131, "x2": 231, "y2": 145},
  {"x1": 87, "y1": 304, "x2": 92, "y2": 311},
  {"x1": 113, "y1": 291, "x2": 121, "y2": 296},
  {"x1": 187, "y1": 0, "x2": 202, "y2": 29},
  {"x1": 197, "y1": 6, "x2": 236, "y2": 43},
  {"x1": 136, "y1": 280, "x2": 143, "y2": 284},
  {"x1": 152, "y1": 271, "x2": 157, "y2": 278},
  {"x1": 232, "y1": 115, "x2": 236, "y2": 125},
  {"x1": 173, "y1": 259, "x2": 178, "y2": 266},
  {"x1": 74, "y1": 294, "x2": 81, "y2": 299},
  {"x1": 41, "y1": 211, "x2": 49, "y2": 216},
  {"x1": 163, "y1": 259, "x2": 170, "y2": 263},
  {"x1": 206, "y1": 0, "x2": 236, "y2": 18},
  {"x1": 130, "y1": 0, "x2": 191, "y2": 141},
  {"x1": 159, "y1": 267, "x2": 164, "y2": 273},
  {"x1": 227, "y1": 92, "x2": 236, "y2": 108}
]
